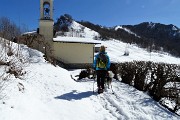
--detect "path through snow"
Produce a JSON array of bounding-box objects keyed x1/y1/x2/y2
[{"x1": 70, "y1": 70, "x2": 179, "y2": 120}]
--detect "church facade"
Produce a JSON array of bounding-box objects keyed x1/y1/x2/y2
[{"x1": 39, "y1": 0, "x2": 101, "y2": 68}]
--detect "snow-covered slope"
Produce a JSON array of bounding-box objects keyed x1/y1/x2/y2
[
  {"x1": 101, "y1": 39, "x2": 180, "y2": 64},
  {"x1": 71, "y1": 21, "x2": 100, "y2": 38},
  {"x1": 0, "y1": 37, "x2": 180, "y2": 120},
  {"x1": 56, "y1": 20, "x2": 100, "y2": 39},
  {"x1": 115, "y1": 26, "x2": 140, "y2": 38}
]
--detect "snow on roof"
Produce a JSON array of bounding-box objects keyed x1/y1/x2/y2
[
  {"x1": 21, "y1": 31, "x2": 37, "y2": 35},
  {"x1": 53, "y1": 36, "x2": 101, "y2": 44}
]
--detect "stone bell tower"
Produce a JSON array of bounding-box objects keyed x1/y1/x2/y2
[{"x1": 39, "y1": 0, "x2": 54, "y2": 41}]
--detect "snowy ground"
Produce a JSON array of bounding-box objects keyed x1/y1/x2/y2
[{"x1": 0, "y1": 39, "x2": 180, "y2": 120}]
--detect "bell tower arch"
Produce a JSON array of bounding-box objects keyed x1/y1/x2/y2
[{"x1": 39, "y1": 0, "x2": 54, "y2": 41}]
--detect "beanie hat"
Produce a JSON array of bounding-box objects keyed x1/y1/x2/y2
[{"x1": 100, "y1": 45, "x2": 106, "y2": 52}]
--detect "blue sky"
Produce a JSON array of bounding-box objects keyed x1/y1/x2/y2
[{"x1": 1, "y1": 0, "x2": 180, "y2": 30}]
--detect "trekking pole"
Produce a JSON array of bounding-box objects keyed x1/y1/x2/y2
[
  {"x1": 93, "y1": 78, "x2": 95, "y2": 94},
  {"x1": 93, "y1": 79, "x2": 96, "y2": 94},
  {"x1": 111, "y1": 84, "x2": 114, "y2": 94},
  {"x1": 92, "y1": 70, "x2": 96, "y2": 94}
]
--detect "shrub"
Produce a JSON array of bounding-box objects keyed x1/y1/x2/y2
[
  {"x1": 119, "y1": 62, "x2": 135, "y2": 85},
  {"x1": 134, "y1": 61, "x2": 149, "y2": 91},
  {"x1": 117, "y1": 61, "x2": 180, "y2": 115}
]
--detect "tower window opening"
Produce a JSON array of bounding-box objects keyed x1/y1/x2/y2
[{"x1": 43, "y1": 3, "x2": 50, "y2": 19}]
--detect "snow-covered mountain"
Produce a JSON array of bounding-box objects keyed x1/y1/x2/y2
[
  {"x1": 0, "y1": 33, "x2": 180, "y2": 120},
  {"x1": 78, "y1": 20, "x2": 180, "y2": 57},
  {"x1": 120, "y1": 22, "x2": 180, "y2": 57},
  {"x1": 54, "y1": 14, "x2": 100, "y2": 39}
]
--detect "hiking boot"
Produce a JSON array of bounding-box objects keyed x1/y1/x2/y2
[{"x1": 98, "y1": 88, "x2": 103, "y2": 94}]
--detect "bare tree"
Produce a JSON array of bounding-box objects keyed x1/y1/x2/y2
[{"x1": 0, "y1": 17, "x2": 21, "y2": 40}]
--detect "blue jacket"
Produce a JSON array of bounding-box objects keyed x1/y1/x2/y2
[{"x1": 93, "y1": 52, "x2": 111, "y2": 70}]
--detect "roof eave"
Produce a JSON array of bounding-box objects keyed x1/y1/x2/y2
[{"x1": 53, "y1": 41, "x2": 101, "y2": 44}]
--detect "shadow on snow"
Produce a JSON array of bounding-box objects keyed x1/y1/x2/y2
[{"x1": 54, "y1": 90, "x2": 94, "y2": 101}]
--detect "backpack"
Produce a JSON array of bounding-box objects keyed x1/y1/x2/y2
[{"x1": 96, "y1": 53, "x2": 108, "y2": 69}]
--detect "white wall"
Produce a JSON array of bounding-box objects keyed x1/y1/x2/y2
[{"x1": 53, "y1": 42, "x2": 94, "y2": 64}]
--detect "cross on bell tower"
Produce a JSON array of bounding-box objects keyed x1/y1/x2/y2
[{"x1": 39, "y1": 0, "x2": 54, "y2": 41}]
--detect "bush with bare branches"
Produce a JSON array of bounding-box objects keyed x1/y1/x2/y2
[
  {"x1": 0, "y1": 73, "x2": 10, "y2": 100},
  {"x1": 18, "y1": 33, "x2": 56, "y2": 65},
  {"x1": 0, "y1": 37, "x2": 29, "y2": 100}
]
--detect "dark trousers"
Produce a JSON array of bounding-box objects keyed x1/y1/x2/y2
[{"x1": 96, "y1": 70, "x2": 107, "y2": 89}]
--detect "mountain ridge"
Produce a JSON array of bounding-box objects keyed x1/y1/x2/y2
[{"x1": 79, "y1": 21, "x2": 180, "y2": 57}]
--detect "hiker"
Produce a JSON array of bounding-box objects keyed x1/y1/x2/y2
[{"x1": 93, "y1": 45, "x2": 111, "y2": 93}]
